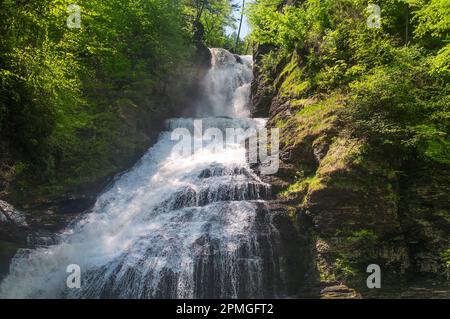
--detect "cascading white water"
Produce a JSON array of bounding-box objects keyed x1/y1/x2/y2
[
  {"x1": 196, "y1": 49, "x2": 252, "y2": 117},
  {"x1": 0, "y1": 48, "x2": 288, "y2": 299}
]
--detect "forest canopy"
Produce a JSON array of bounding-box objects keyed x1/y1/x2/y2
[
  {"x1": 248, "y1": 0, "x2": 449, "y2": 165},
  {"x1": 0, "y1": 0, "x2": 238, "y2": 201}
]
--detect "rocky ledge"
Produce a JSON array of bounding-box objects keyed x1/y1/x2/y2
[{"x1": 250, "y1": 44, "x2": 450, "y2": 296}]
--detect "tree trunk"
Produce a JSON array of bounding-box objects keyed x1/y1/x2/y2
[{"x1": 233, "y1": 0, "x2": 245, "y2": 53}]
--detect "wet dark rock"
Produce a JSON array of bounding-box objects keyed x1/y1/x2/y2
[
  {"x1": 194, "y1": 43, "x2": 212, "y2": 71},
  {"x1": 0, "y1": 199, "x2": 28, "y2": 227},
  {"x1": 250, "y1": 30, "x2": 450, "y2": 296},
  {"x1": 250, "y1": 43, "x2": 278, "y2": 118},
  {"x1": 0, "y1": 200, "x2": 30, "y2": 244},
  {"x1": 198, "y1": 165, "x2": 251, "y2": 178},
  {"x1": 234, "y1": 54, "x2": 244, "y2": 64},
  {"x1": 319, "y1": 284, "x2": 361, "y2": 299},
  {"x1": 160, "y1": 181, "x2": 272, "y2": 211},
  {"x1": 262, "y1": 202, "x2": 311, "y2": 295},
  {"x1": 38, "y1": 194, "x2": 96, "y2": 215}
]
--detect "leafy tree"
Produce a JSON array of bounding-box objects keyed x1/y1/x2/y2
[
  {"x1": 183, "y1": 0, "x2": 236, "y2": 47},
  {"x1": 0, "y1": 0, "x2": 232, "y2": 201},
  {"x1": 248, "y1": 0, "x2": 449, "y2": 164}
]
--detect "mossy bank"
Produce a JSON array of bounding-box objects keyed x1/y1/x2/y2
[{"x1": 248, "y1": 0, "x2": 449, "y2": 297}]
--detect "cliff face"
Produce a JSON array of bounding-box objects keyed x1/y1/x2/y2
[{"x1": 251, "y1": 46, "x2": 450, "y2": 293}]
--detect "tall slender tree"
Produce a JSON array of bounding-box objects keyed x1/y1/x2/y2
[{"x1": 233, "y1": 0, "x2": 245, "y2": 52}]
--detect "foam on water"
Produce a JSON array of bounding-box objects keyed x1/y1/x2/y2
[{"x1": 0, "y1": 48, "x2": 288, "y2": 299}]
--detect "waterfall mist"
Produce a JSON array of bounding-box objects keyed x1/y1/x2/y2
[{"x1": 0, "y1": 48, "x2": 296, "y2": 299}]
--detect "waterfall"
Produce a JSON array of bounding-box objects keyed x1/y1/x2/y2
[
  {"x1": 196, "y1": 48, "x2": 252, "y2": 118},
  {"x1": 0, "y1": 48, "x2": 290, "y2": 299}
]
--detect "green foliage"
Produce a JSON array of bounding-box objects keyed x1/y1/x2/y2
[
  {"x1": 346, "y1": 46, "x2": 450, "y2": 164},
  {"x1": 412, "y1": 0, "x2": 450, "y2": 76},
  {"x1": 333, "y1": 258, "x2": 357, "y2": 281},
  {"x1": 413, "y1": 0, "x2": 450, "y2": 40},
  {"x1": 183, "y1": 0, "x2": 237, "y2": 48},
  {"x1": 0, "y1": 0, "x2": 231, "y2": 201},
  {"x1": 322, "y1": 229, "x2": 380, "y2": 281},
  {"x1": 249, "y1": 0, "x2": 450, "y2": 166},
  {"x1": 346, "y1": 229, "x2": 378, "y2": 249},
  {"x1": 441, "y1": 248, "x2": 450, "y2": 266},
  {"x1": 248, "y1": 0, "x2": 332, "y2": 51}
]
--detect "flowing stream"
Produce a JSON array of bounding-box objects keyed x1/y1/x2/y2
[{"x1": 0, "y1": 49, "x2": 291, "y2": 298}]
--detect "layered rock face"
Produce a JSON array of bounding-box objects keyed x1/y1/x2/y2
[{"x1": 251, "y1": 46, "x2": 450, "y2": 292}]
